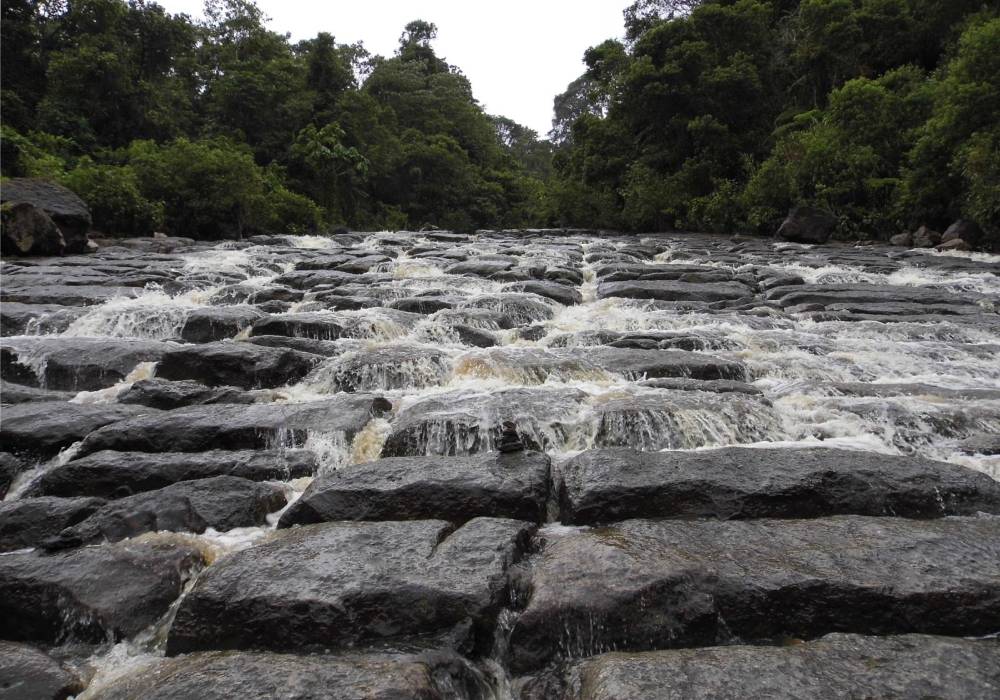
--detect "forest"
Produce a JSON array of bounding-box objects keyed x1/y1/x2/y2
[{"x1": 2, "y1": 0, "x2": 998, "y2": 246}]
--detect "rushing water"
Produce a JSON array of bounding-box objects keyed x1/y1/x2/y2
[{"x1": 2, "y1": 230, "x2": 998, "y2": 696}]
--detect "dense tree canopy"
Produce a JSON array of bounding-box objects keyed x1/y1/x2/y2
[
  {"x1": 551, "y1": 0, "x2": 1000, "y2": 247},
  {"x1": 1, "y1": 0, "x2": 549, "y2": 236},
  {"x1": 2, "y1": 0, "x2": 997, "y2": 245}
]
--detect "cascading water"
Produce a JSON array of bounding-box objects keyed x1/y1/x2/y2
[{"x1": 2, "y1": 229, "x2": 998, "y2": 697}]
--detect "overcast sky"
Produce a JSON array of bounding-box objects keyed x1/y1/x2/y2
[{"x1": 154, "y1": 0, "x2": 630, "y2": 137}]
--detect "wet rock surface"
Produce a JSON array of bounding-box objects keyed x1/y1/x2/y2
[
  {"x1": 533, "y1": 634, "x2": 1000, "y2": 700},
  {"x1": 166, "y1": 517, "x2": 534, "y2": 655},
  {"x1": 557, "y1": 447, "x2": 1000, "y2": 523},
  {"x1": 1, "y1": 229, "x2": 999, "y2": 696},
  {"x1": 94, "y1": 649, "x2": 487, "y2": 700},
  {"x1": 0, "y1": 641, "x2": 84, "y2": 700},
  {"x1": 280, "y1": 451, "x2": 550, "y2": 526},
  {"x1": 508, "y1": 516, "x2": 1000, "y2": 672},
  {"x1": 0, "y1": 539, "x2": 205, "y2": 644}
]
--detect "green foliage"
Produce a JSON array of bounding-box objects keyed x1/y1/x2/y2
[
  {"x1": 2, "y1": 1, "x2": 551, "y2": 237},
  {"x1": 60, "y1": 159, "x2": 164, "y2": 236}
]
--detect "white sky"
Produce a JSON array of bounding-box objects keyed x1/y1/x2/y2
[{"x1": 154, "y1": 0, "x2": 630, "y2": 137}]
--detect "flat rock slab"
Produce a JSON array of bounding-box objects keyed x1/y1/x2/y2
[
  {"x1": 75, "y1": 396, "x2": 390, "y2": 456},
  {"x1": 155, "y1": 342, "x2": 321, "y2": 389},
  {"x1": 179, "y1": 306, "x2": 267, "y2": 343},
  {"x1": 117, "y1": 378, "x2": 255, "y2": 409},
  {"x1": 94, "y1": 649, "x2": 486, "y2": 700},
  {"x1": 167, "y1": 517, "x2": 534, "y2": 655},
  {"x1": 536, "y1": 634, "x2": 1000, "y2": 700},
  {"x1": 583, "y1": 348, "x2": 747, "y2": 381},
  {"x1": 0, "y1": 539, "x2": 205, "y2": 644},
  {"x1": 598, "y1": 280, "x2": 752, "y2": 303},
  {"x1": 0, "y1": 641, "x2": 84, "y2": 700},
  {"x1": 45, "y1": 476, "x2": 286, "y2": 549},
  {"x1": 280, "y1": 451, "x2": 551, "y2": 527},
  {"x1": 0, "y1": 402, "x2": 159, "y2": 459},
  {"x1": 1, "y1": 337, "x2": 172, "y2": 391},
  {"x1": 508, "y1": 516, "x2": 1000, "y2": 672},
  {"x1": 0, "y1": 496, "x2": 107, "y2": 552},
  {"x1": 26, "y1": 449, "x2": 317, "y2": 499},
  {"x1": 557, "y1": 447, "x2": 1000, "y2": 524}
]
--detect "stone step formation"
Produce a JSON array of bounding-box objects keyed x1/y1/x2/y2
[{"x1": 1, "y1": 229, "x2": 999, "y2": 699}]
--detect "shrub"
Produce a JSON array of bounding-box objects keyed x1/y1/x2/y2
[{"x1": 61, "y1": 159, "x2": 164, "y2": 236}]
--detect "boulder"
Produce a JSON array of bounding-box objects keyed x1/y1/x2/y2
[
  {"x1": 584, "y1": 348, "x2": 747, "y2": 381},
  {"x1": 0, "y1": 380, "x2": 76, "y2": 404},
  {"x1": 303, "y1": 345, "x2": 452, "y2": 392},
  {"x1": 506, "y1": 281, "x2": 582, "y2": 306},
  {"x1": 1, "y1": 178, "x2": 92, "y2": 253},
  {"x1": 776, "y1": 206, "x2": 837, "y2": 244},
  {"x1": 45, "y1": 476, "x2": 286, "y2": 549},
  {"x1": 243, "y1": 334, "x2": 344, "y2": 357},
  {"x1": 597, "y1": 280, "x2": 751, "y2": 303},
  {"x1": 0, "y1": 202, "x2": 65, "y2": 256},
  {"x1": 155, "y1": 342, "x2": 321, "y2": 389},
  {"x1": 556, "y1": 448, "x2": 1000, "y2": 524},
  {"x1": 889, "y1": 232, "x2": 912, "y2": 247},
  {"x1": 912, "y1": 225, "x2": 942, "y2": 248},
  {"x1": 508, "y1": 516, "x2": 1000, "y2": 672},
  {"x1": 0, "y1": 496, "x2": 107, "y2": 552},
  {"x1": 0, "y1": 453, "x2": 27, "y2": 499},
  {"x1": 941, "y1": 219, "x2": 983, "y2": 247},
  {"x1": 179, "y1": 306, "x2": 267, "y2": 343},
  {"x1": 0, "y1": 539, "x2": 205, "y2": 644},
  {"x1": 166, "y1": 518, "x2": 534, "y2": 655},
  {"x1": 92, "y1": 649, "x2": 487, "y2": 700},
  {"x1": 1, "y1": 337, "x2": 171, "y2": 391},
  {"x1": 0, "y1": 302, "x2": 87, "y2": 336},
  {"x1": 117, "y1": 378, "x2": 255, "y2": 409},
  {"x1": 75, "y1": 396, "x2": 390, "y2": 456},
  {"x1": 0, "y1": 283, "x2": 145, "y2": 306},
  {"x1": 0, "y1": 402, "x2": 159, "y2": 460},
  {"x1": 537, "y1": 634, "x2": 1000, "y2": 700},
  {"x1": 27, "y1": 449, "x2": 317, "y2": 499},
  {"x1": 280, "y1": 451, "x2": 551, "y2": 527},
  {"x1": 937, "y1": 238, "x2": 971, "y2": 251},
  {"x1": 0, "y1": 641, "x2": 84, "y2": 700}
]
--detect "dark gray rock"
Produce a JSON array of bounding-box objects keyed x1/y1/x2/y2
[
  {"x1": 75, "y1": 396, "x2": 390, "y2": 456},
  {"x1": 912, "y1": 225, "x2": 942, "y2": 248},
  {"x1": 636, "y1": 378, "x2": 761, "y2": 395},
  {"x1": 1, "y1": 337, "x2": 172, "y2": 391},
  {"x1": 598, "y1": 280, "x2": 751, "y2": 303},
  {"x1": 776, "y1": 206, "x2": 837, "y2": 244},
  {"x1": 508, "y1": 516, "x2": 1000, "y2": 672},
  {"x1": 93, "y1": 649, "x2": 488, "y2": 700},
  {"x1": 0, "y1": 380, "x2": 76, "y2": 404},
  {"x1": 446, "y1": 259, "x2": 514, "y2": 277},
  {"x1": 584, "y1": 348, "x2": 747, "y2": 381},
  {"x1": 0, "y1": 201, "x2": 65, "y2": 256},
  {"x1": 0, "y1": 402, "x2": 158, "y2": 460},
  {"x1": 243, "y1": 334, "x2": 344, "y2": 357},
  {"x1": 0, "y1": 453, "x2": 26, "y2": 499},
  {"x1": 0, "y1": 539, "x2": 205, "y2": 644},
  {"x1": 0, "y1": 641, "x2": 84, "y2": 700},
  {"x1": 27, "y1": 449, "x2": 317, "y2": 498},
  {"x1": 0, "y1": 302, "x2": 87, "y2": 336},
  {"x1": 179, "y1": 306, "x2": 267, "y2": 343},
  {"x1": 155, "y1": 341, "x2": 321, "y2": 389},
  {"x1": 305, "y1": 345, "x2": 452, "y2": 392},
  {"x1": 45, "y1": 476, "x2": 286, "y2": 549},
  {"x1": 958, "y1": 434, "x2": 1000, "y2": 456},
  {"x1": 507, "y1": 281, "x2": 582, "y2": 306},
  {"x1": 557, "y1": 448, "x2": 1000, "y2": 524},
  {"x1": 280, "y1": 451, "x2": 550, "y2": 527},
  {"x1": 538, "y1": 634, "x2": 1000, "y2": 700},
  {"x1": 117, "y1": 378, "x2": 255, "y2": 409},
  {"x1": 942, "y1": 219, "x2": 984, "y2": 248},
  {"x1": 763, "y1": 283, "x2": 977, "y2": 310},
  {"x1": 890, "y1": 231, "x2": 913, "y2": 247},
  {"x1": 0, "y1": 496, "x2": 107, "y2": 552},
  {"x1": 166, "y1": 517, "x2": 534, "y2": 655},
  {"x1": 0, "y1": 284, "x2": 146, "y2": 306},
  {"x1": 1, "y1": 179, "x2": 92, "y2": 253},
  {"x1": 389, "y1": 296, "x2": 458, "y2": 314}
]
